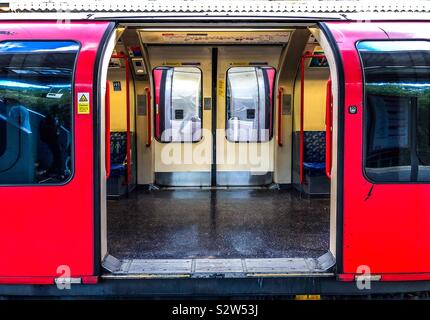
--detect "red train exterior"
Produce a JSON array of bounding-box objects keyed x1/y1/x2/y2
[
  {"x1": 0, "y1": 19, "x2": 429, "y2": 296},
  {"x1": 0, "y1": 21, "x2": 112, "y2": 284}
]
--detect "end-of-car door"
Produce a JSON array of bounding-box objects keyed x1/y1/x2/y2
[
  {"x1": 0, "y1": 21, "x2": 113, "y2": 284},
  {"x1": 323, "y1": 22, "x2": 430, "y2": 280}
]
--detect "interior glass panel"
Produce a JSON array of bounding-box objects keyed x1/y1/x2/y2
[
  {"x1": 226, "y1": 66, "x2": 275, "y2": 142},
  {"x1": 153, "y1": 66, "x2": 202, "y2": 143}
]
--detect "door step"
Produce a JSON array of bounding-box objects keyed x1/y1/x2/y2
[
  {"x1": 102, "y1": 252, "x2": 335, "y2": 279},
  {"x1": 155, "y1": 184, "x2": 280, "y2": 191}
]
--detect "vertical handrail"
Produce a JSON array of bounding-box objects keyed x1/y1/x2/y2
[
  {"x1": 300, "y1": 53, "x2": 326, "y2": 185},
  {"x1": 277, "y1": 87, "x2": 283, "y2": 147},
  {"x1": 105, "y1": 80, "x2": 111, "y2": 179},
  {"x1": 145, "y1": 87, "x2": 152, "y2": 147},
  {"x1": 125, "y1": 57, "x2": 131, "y2": 185},
  {"x1": 325, "y1": 78, "x2": 333, "y2": 179},
  {"x1": 300, "y1": 55, "x2": 306, "y2": 185},
  {"x1": 111, "y1": 54, "x2": 131, "y2": 185}
]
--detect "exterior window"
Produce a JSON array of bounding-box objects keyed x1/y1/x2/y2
[
  {"x1": 358, "y1": 41, "x2": 430, "y2": 182},
  {"x1": 0, "y1": 41, "x2": 79, "y2": 185},
  {"x1": 0, "y1": 107, "x2": 5, "y2": 157},
  {"x1": 153, "y1": 66, "x2": 202, "y2": 142},
  {"x1": 226, "y1": 66, "x2": 275, "y2": 142}
]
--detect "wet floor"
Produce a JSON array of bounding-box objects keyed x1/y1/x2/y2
[{"x1": 107, "y1": 189, "x2": 330, "y2": 259}]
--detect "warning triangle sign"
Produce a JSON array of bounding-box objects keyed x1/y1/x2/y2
[{"x1": 79, "y1": 94, "x2": 88, "y2": 102}]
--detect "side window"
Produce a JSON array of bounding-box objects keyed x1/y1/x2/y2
[
  {"x1": 226, "y1": 66, "x2": 275, "y2": 142},
  {"x1": 0, "y1": 101, "x2": 5, "y2": 157},
  {"x1": 153, "y1": 66, "x2": 202, "y2": 143},
  {"x1": 0, "y1": 41, "x2": 79, "y2": 185},
  {"x1": 358, "y1": 41, "x2": 430, "y2": 182}
]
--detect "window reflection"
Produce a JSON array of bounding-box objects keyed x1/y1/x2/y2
[
  {"x1": 226, "y1": 66, "x2": 275, "y2": 142},
  {"x1": 0, "y1": 41, "x2": 78, "y2": 184},
  {"x1": 358, "y1": 40, "x2": 430, "y2": 182},
  {"x1": 153, "y1": 66, "x2": 202, "y2": 142}
]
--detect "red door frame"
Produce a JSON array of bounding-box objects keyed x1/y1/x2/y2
[
  {"x1": 0, "y1": 22, "x2": 113, "y2": 284},
  {"x1": 323, "y1": 22, "x2": 430, "y2": 280}
]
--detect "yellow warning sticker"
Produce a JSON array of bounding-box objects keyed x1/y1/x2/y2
[
  {"x1": 218, "y1": 79, "x2": 225, "y2": 97},
  {"x1": 77, "y1": 92, "x2": 90, "y2": 114},
  {"x1": 163, "y1": 61, "x2": 181, "y2": 66}
]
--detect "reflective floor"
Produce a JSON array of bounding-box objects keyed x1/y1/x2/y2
[{"x1": 107, "y1": 189, "x2": 330, "y2": 259}]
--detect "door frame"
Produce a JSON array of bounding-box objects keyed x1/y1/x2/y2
[{"x1": 94, "y1": 22, "x2": 118, "y2": 273}]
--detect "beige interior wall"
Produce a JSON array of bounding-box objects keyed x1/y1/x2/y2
[
  {"x1": 217, "y1": 46, "x2": 282, "y2": 173},
  {"x1": 107, "y1": 67, "x2": 136, "y2": 132},
  {"x1": 274, "y1": 29, "x2": 310, "y2": 184},
  {"x1": 134, "y1": 77, "x2": 154, "y2": 185},
  {"x1": 292, "y1": 46, "x2": 330, "y2": 132},
  {"x1": 148, "y1": 46, "x2": 212, "y2": 173}
]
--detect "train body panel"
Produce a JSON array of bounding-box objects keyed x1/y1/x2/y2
[
  {"x1": 0, "y1": 17, "x2": 429, "y2": 296},
  {"x1": 0, "y1": 22, "x2": 111, "y2": 280},
  {"x1": 324, "y1": 22, "x2": 430, "y2": 276}
]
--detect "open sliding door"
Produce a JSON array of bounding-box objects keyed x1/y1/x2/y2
[
  {"x1": 323, "y1": 22, "x2": 430, "y2": 280},
  {"x1": 0, "y1": 22, "x2": 113, "y2": 284}
]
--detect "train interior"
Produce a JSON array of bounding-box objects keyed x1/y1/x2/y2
[{"x1": 101, "y1": 25, "x2": 337, "y2": 277}]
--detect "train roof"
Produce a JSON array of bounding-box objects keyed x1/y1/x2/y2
[{"x1": 1, "y1": 0, "x2": 429, "y2": 22}]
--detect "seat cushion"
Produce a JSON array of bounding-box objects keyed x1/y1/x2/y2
[
  {"x1": 110, "y1": 132, "x2": 127, "y2": 176},
  {"x1": 110, "y1": 163, "x2": 126, "y2": 177},
  {"x1": 110, "y1": 131, "x2": 127, "y2": 165},
  {"x1": 303, "y1": 131, "x2": 326, "y2": 173}
]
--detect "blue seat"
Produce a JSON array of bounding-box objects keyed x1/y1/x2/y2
[
  {"x1": 110, "y1": 132, "x2": 127, "y2": 177},
  {"x1": 303, "y1": 131, "x2": 326, "y2": 176}
]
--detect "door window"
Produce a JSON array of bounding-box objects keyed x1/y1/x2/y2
[
  {"x1": 153, "y1": 66, "x2": 202, "y2": 142},
  {"x1": 226, "y1": 66, "x2": 275, "y2": 142},
  {"x1": 358, "y1": 41, "x2": 430, "y2": 182},
  {"x1": 0, "y1": 41, "x2": 79, "y2": 184}
]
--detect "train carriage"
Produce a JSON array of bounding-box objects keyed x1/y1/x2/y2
[{"x1": 0, "y1": 0, "x2": 429, "y2": 297}]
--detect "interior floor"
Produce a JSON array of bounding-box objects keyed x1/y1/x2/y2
[{"x1": 107, "y1": 188, "x2": 330, "y2": 260}]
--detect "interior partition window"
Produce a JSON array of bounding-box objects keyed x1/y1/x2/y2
[
  {"x1": 153, "y1": 66, "x2": 202, "y2": 143},
  {"x1": 358, "y1": 40, "x2": 430, "y2": 182},
  {"x1": 226, "y1": 66, "x2": 275, "y2": 142},
  {"x1": 0, "y1": 41, "x2": 78, "y2": 185}
]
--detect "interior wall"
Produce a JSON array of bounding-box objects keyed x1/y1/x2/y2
[
  {"x1": 107, "y1": 67, "x2": 135, "y2": 132},
  {"x1": 108, "y1": 68, "x2": 135, "y2": 132},
  {"x1": 292, "y1": 46, "x2": 330, "y2": 132},
  {"x1": 136, "y1": 30, "x2": 329, "y2": 186},
  {"x1": 134, "y1": 76, "x2": 153, "y2": 185},
  {"x1": 120, "y1": 29, "x2": 154, "y2": 185},
  {"x1": 275, "y1": 29, "x2": 310, "y2": 184},
  {"x1": 148, "y1": 46, "x2": 213, "y2": 174},
  {"x1": 216, "y1": 46, "x2": 282, "y2": 174},
  {"x1": 107, "y1": 60, "x2": 138, "y2": 187}
]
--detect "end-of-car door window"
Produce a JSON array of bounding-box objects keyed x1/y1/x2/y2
[
  {"x1": 0, "y1": 41, "x2": 79, "y2": 185},
  {"x1": 226, "y1": 66, "x2": 275, "y2": 142},
  {"x1": 358, "y1": 41, "x2": 430, "y2": 183},
  {"x1": 153, "y1": 66, "x2": 202, "y2": 143}
]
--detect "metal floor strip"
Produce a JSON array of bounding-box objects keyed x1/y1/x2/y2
[{"x1": 102, "y1": 252, "x2": 335, "y2": 278}]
